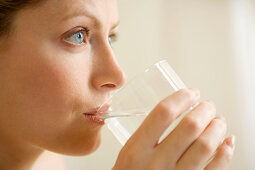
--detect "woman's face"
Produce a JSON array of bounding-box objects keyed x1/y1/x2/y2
[{"x1": 0, "y1": 0, "x2": 125, "y2": 155}]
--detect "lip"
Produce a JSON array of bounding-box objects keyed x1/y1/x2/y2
[
  {"x1": 83, "y1": 103, "x2": 111, "y2": 125},
  {"x1": 84, "y1": 104, "x2": 111, "y2": 116}
]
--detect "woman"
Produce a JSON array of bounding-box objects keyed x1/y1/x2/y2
[{"x1": 0, "y1": 0, "x2": 235, "y2": 169}]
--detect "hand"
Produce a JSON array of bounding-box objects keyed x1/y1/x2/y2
[{"x1": 113, "y1": 88, "x2": 235, "y2": 170}]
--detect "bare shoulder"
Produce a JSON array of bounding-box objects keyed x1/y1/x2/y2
[{"x1": 32, "y1": 151, "x2": 66, "y2": 170}]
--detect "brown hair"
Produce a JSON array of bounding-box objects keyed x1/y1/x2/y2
[{"x1": 0, "y1": 0, "x2": 44, "y2": 37}]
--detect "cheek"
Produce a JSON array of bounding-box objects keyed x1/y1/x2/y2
[
  {"x1": 17, "y1": 53, "x2": 90, "y2": 130},
  {"x1": 0, "y1": 5, "x2": 105, "y2": 155},
  {"x1": 0, "y1": 41, "x2": 101, "y2": 154}
]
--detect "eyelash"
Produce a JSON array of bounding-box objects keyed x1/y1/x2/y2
[
  {"x1": 109, "y1": 33, "x2": 118, "y2": 44},
  {"x1": 63, "y1": 27, "x2": 118, "y2": 47},
  {"x1": 63, "y1": 27, "x2": 90, "y2": 45}
]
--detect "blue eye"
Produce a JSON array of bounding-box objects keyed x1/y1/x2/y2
[
  {"x1": 108, "y1": 34, "x2": 118, "y2": 46},
  {"x1": 108, "y1": 37, "x2": 112, "y2": 45},
  {"x1": 65, "y1": 31, "x2": 86, "y2": 45}
]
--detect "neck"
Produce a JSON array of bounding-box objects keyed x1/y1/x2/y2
[{"x1": 0, "y1": 134, "x2": 43, "y2": 170}]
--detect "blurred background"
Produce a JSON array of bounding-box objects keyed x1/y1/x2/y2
[{"x1": 43, "y1": 0, "x2": 255, "y2": 169}]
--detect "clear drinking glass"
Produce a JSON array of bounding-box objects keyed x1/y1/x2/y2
[{"x1": 98, "y1": 60, "x2": 190, "y2": 146}]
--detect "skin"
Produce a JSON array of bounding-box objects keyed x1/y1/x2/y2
[
  {"x1": 113, "y1": 90, "x2": 235, "y2": 170},
  {"x1": 0, "y1": 0, "x2": 235, "y2": 170},
  {"x1": 0, "y1": 0, "x2": 125, "y2": 169}
]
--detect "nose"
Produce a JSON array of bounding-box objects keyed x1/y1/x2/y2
[{"x1": 90, "y1": 44, "x2": 127, "y2": 92}]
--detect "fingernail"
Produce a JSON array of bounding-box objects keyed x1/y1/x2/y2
[
  {"x1": 226, "y1": 136, "x2": 235, "y2": 149},
  {"x1": 215, "y1": 114, "x2": 225, "y2": 121},
  {"x1": 189, "y1": 88, "x2": 200, "y2": 97},
  {"x1": 207, "y1": 100, "x2": 216, "y2": 107}
]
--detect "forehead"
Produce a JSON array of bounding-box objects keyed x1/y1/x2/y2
[
  {"x1": 61, "y1": 0, "x2": 118, "y2": 19},
  {"x1": 35, "y1": 0, "x2": 119, "y2": 27}
]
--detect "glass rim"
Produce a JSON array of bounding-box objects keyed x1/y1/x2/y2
[{"x1": 97, "y1": 59, "x2": 169, "y2": 112}]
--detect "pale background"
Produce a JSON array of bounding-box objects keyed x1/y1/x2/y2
[{"x1": 37, "y1": 0, "x2": 255, "y2": 169}]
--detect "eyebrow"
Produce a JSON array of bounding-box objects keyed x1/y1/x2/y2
[{"x1": 63, "y1": 9, "x2": 120, "y2": 31}]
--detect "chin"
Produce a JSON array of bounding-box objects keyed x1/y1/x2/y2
[
  {"x1": 58, "y1": 132, "x2": 102, "y2": 156},
  {"x1": 76, "y1": 135, "x2": 102, "y2": 156},
  {"x1": 41, "y1": 129, "x2": 102, "y2": 156}
]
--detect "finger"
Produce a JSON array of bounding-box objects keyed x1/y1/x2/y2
[
  {"x1": 129, "y1": 88, "x2": 200, "y2": 149},
  {"x1": 157, "y1": 100, "x2": 216, "y2": 162},
  {"x1": 176, "y1": 116, "x2": 227, "y2": 170},
  {"x1": 204, "y1": 136, "x2": 235, "y2": 170}
]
